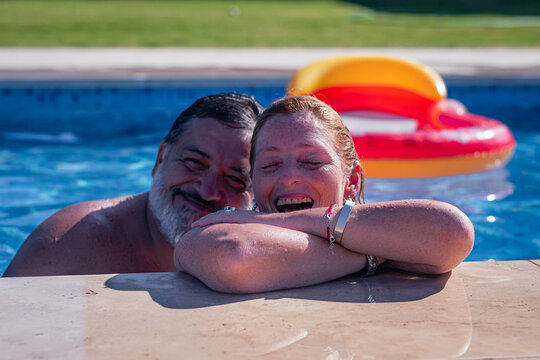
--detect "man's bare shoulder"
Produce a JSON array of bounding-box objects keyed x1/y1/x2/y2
[
  {"x1": 3, "y1": 193, "x2": 149, "y2": 277},
  {"x1": 44, "y1": 196, "x2": 125, "y2": 230},
  {"x1": 27, "y1": 194, "x2": 141, "y2": 244}
]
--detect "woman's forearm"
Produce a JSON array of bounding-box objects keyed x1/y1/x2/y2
[
  {"x1": 337, "y1": 200, "x2": 474, "y2": 273},
  {"x1": 242, "y1": 200, "x2": 474, "y2": 273},
  {"x1": 175, "y1": 223, "x2": 367, "y2": 294},
  {"x1": 189, "y1": 199, "x2": 474, "y2": 274}
]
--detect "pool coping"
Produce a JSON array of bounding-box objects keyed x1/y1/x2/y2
[
  {"x1": 1, "y1": 259, "x2": 539, "y2": 359},
  {"x1": 1, "y1": 47, "x2": 540, "y2": 81}
]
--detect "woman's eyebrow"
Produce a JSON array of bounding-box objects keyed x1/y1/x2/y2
[
  {"x1": 298, "y1": 143, "x2": 324, "y2": 149},
  {"x1": 257, "y1": 143, "x2": 320, "y2": 153},
  {"x1": 259, "y1": 143, "x2": 326, "y2": 153},
  {"x1": 256, "y1": 146, "x2": 280, "y2": 156}
]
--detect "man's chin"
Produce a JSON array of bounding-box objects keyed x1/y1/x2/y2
[
  {"x1": 149, "y1": 194, "x2": 198, "y2": 247},
  {"x1": 169, "y1": 207, "x2": 201, "y2": 244},
  {"x1": 149, "y1": 168, "x2": 221, "y2": 246}
]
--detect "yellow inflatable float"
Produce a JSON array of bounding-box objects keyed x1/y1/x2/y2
[{"x1": 288, "y1": 56, "x2": 516, "y2": 178}]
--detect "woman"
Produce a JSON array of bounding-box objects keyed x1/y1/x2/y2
[{"x1": 174, "y1": 96, "x2": 474, "y2": 293}]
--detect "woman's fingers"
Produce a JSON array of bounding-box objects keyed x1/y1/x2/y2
[
  {"x1": 191, "y1": 211, "x2": 227, "y2": 228},
  {"x1": 190, "y1": 209, "x2": 273, "y2": 228},
  {"x1": 191, "y1": 210, "x2": 249, "y2": 228}
]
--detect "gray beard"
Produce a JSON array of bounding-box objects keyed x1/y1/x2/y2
[{"x1": 148, "y1": 166, "x2": 201, "y2": 247}]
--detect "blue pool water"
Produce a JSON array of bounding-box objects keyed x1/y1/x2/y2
[{"x1": 1, "y1": 77, "x2": 539, "y2": 275}]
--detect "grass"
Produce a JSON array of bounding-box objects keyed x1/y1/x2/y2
[{"x1": 0, "y1": 0, "x2": 539, "y2": 47}]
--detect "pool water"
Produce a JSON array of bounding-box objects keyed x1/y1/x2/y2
[{"x1": 1, "y1": 78, "x2": 539, "y2": 275}]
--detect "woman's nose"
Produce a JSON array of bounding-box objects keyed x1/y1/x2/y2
[{"x1": 279, "y1": 164, "x2": 302, "y2": 186}]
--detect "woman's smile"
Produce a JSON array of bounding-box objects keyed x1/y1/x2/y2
[
  {"x1": 275, "y1": 194, "x2": 315, "y2": 212},
  {"x1": 252, "y1": 112, "x2": 348, "y2": 213}
]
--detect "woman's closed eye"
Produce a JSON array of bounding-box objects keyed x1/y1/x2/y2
[
  {"x1": 260, "y1": 162, "x2": 280, "y2": 171},
  {"x1": 300, "y1": 160, "x2": 324, "y2": 169}
]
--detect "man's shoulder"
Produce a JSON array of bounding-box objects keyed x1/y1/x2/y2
[
  {"x1": 3, "y1": 193, "x2": 149, "y2": 277},
  {"x1": 32, "y1": 195, "x2": 135, "y2": 240},
  {"x1": 49, "y1": 198, "x2": 114, "y2": 229}
]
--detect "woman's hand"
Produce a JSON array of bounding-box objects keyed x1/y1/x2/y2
[{"x1": 191, "y1": 209, "x2": 269, "y2": 228}]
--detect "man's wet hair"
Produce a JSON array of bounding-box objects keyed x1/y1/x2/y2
[{"x1": 164, "y1": 93, "x2": 264, "y2": 145}]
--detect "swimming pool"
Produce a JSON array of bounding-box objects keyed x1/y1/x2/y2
[{"x1": 1, "y1": 77, "x2": 539, "y2": 275}]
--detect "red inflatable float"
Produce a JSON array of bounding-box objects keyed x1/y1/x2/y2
[{"x1": 288, "y1": 56, "x2": 516, "y2": 178}]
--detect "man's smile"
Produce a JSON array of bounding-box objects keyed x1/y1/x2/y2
[{"x1": 172, "y1": 188, "x2": 218, "y2": 215}]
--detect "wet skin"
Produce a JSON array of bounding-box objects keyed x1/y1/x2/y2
[
  {"x1": 153, "y1": 117, "x2": 253, "y2": 220},
  {"x1": 252, "y1": 112, "x2": 355, "y2": 213},
  {"x1": 4, "y1": 117, "x2": 254, "y2": 277},
  {"x1": 174, "y1": 110, "x2": 474, "y2": 293}
]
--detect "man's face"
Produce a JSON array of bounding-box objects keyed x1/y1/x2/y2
[{"x1": 149, "y1": 117, "x2": 253, "y2": 245}]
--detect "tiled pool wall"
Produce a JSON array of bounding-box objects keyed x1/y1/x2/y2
[
  {"x1": 0, "y1": 80, "x2": 284, "y2": 144},
  {"x1": 1, "y1": 77, "x2": 539, "y2": 140},
  {"x1": 445, "y1": 77, "x2": 540, "y2": 131}
]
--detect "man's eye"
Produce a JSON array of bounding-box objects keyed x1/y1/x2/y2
[
  {"x1": 227, "y1": 175, "x2": 247, "y2": 190},
  {"x1": 182, "y1": 158, "x2": 205, "y2": 171}
]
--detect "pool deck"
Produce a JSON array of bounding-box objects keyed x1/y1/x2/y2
[
  {"x1": 1, "y1": 260, "x2": 539, "y2": 359},
  {"x1": 2, "y1": 48, "x2": 540, "y2": 359},
  {"x1": 1, "y1": 47, "x2": 540, "y2": 80}
]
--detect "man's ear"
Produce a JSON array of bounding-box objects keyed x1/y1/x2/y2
[
  {"x1": 152, "y1": 141, "x2": 167, "y2": 177},
  {"x1": 344, "y1": 161, "x2": 362, "y2": 200}
]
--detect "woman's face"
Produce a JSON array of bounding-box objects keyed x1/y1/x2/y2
[{"x1": 252, "y1": 112, "x2": 349, "y2": 213}]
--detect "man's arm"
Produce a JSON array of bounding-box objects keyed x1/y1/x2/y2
[{"x1": 175, "y1": 223, "x2": 367, "y2": 294}]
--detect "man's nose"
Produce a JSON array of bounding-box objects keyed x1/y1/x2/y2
[{"x1": 195, "y1": 173, "x2": 224, "y2": 202}]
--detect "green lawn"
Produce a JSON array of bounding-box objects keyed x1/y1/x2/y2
[{"x1": 1, "y1": 0, "x2": 539, "y2": 47}]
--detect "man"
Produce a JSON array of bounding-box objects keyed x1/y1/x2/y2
[{"x1": 4, "y1": 93, "x2": 264, "y2": 277}]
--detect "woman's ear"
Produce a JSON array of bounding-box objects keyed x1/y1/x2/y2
[
  {"x1": 344, "y1": 161, "x2": 362, "y2": 200},
  {"x1": 152, "y1": 141, "x2": 167, "y2": 177}
]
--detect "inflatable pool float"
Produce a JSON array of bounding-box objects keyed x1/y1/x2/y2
[{"x1": 288, "y1": 56, "x2": 516, "y2": 178}]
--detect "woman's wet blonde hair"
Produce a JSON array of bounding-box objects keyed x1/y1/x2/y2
[{"x1": 251, "y1": 96, "x2": 365, "y2": 204}]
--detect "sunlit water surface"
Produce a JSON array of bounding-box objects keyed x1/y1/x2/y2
[{"x1": 1, "y1": 79, "x2": 539, "y2": 274}]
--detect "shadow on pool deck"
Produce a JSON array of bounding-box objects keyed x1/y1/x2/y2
[{"x1": 104, "y1": 270, "x2": 450, "y2": 309}]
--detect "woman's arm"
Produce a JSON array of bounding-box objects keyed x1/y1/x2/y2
[
  {"x1": 175, "y1": 223, "x2": 367, "y2": 294},
  {"x1": 336, "y1": 199, "x2": 474, "y2": 274},
  {"x1": 191, "y1": 199, "x2": 474, "y2": 274}
]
